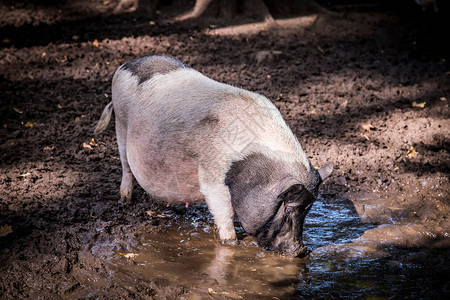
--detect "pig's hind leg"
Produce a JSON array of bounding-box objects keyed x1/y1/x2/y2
[
  {"x1": 199, "y1": 167, "x2": 237, "y2": 244},
  {"x1": 116, "y1": 119, "x2": 134, "y2": 203}
]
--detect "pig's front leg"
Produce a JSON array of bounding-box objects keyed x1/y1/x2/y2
[{"x1": 199, "y1": 167, "x2": 237, "y2": 244}]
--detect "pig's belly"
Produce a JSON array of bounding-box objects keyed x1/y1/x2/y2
[{"x1": 126, "y1": 143, "x2": 204, "y2": 204}]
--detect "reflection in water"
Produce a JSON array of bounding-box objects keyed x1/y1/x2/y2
[
  {"x1": 130, "y1": 231, "x2": 305, "y2": 298},
  {"x1": 105, "y1": 197, "x2": 373, "y2": 298},
  {"x1": 206, "y1": 244, "x2": 234, "y2": 286},
  {"x1": 93, "y1": 197, "x2": 449, "y2": 298}
]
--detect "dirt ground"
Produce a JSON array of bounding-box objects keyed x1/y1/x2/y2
[{"x1": 0, "y1": 0, "x2": 449, "y2": 298}]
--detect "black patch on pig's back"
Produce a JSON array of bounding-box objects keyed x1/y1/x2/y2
[{"x1": 120, "y1": 55, "x2": 191, "y2": 85}]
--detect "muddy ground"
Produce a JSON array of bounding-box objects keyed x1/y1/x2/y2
[{"x1": 0, "y1": 0, "x2": 449, "y2": 299}]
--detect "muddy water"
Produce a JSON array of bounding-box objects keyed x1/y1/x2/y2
[{"x1": 76, "y1": 197, "x2": 449, "y2": 299}]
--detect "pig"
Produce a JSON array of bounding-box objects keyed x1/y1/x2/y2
[{"x1": 94, "y1": 54, "x2": 333, "y2": 256}]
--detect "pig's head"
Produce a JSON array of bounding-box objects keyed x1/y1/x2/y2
[{"x1": 226, "y1": 154, "x2": 333, "y2": 257}]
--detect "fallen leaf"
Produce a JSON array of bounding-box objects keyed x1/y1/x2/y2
[
  {"x1": 208, "y1": 288, "x2": 217, "y2": 295},
  {"x1": 220, "y1": 292, "x2": 243, "y2": 299},
  {"x1": 2, "y1": 38, "x2": 10, "y2": 44},
  {"x1": 147, "y1": 211, "x2": 166, "y2": 218},
  {"x1": 24, "y1": 122, "x2": 34, "y2": 127},
  {"x1": 75, "y1": 117, "x2": 80, "y2": 122},
  {"x1": 0, "y1": 225, "x2": 13, "y2": 237},
  {"x1": 57, "y1": 104, "x2": 62, "y2": 109},
  {"x1": 103, "y1": 0, "x2": 110, "y2": 5},
  {"x1": 72, "y1": 35, "x2": 80, "y2": 41},
  {"x1": 93, "y1": 39, "x2": 99, "y2": 47},
  {"x1": 89, "y1": 138, "x2": 98, "y2": 147},
  {"x1": 3, "y1": 124, "x2": 6, "y2": 129},
  {"x1": 359, "y1": 133, "x2": 370, "y2": 140},
  {"x1": 17, "y1": 172, "x2": 31, "y2": 179},
  {"x1": 412, "y1": 101, "x2": 426, "y2": 108},
  {"x1": 44, "y1": 146, "x2": 55, "y2": 151},
  {"x1": 440, "y1": 97, "x2": 447, "y2": 101},
  {"x1": 316, "y1": 46, "x2": 324, "y2": 53},
  {"x1": 83, "y1": 143, "x2": 93, "y2": 150},
  {"x1": 394, "y1": 167, "x2": 399, "y2": 170},
  {"x1": 276, "y1": 94, "x2": 283, "y2": 101},
  {"x1": 13, "y1": 107, "x2": 23, "y2": 114},
  {"x1": 362, "y1": 123, "x2": 375, "y2": 132},
  {"x1": 117, "y1": 252, "x2": 138, "y2": 258},
  {"x1": 41, "y1": 52, "x2": 46, "y2": 58},
  {"x1": 406, "y1": 146, "x2": 417, "y2": 158},
  {"x1": 149, "y1": 21, "x2": 155, "y2": 25}
]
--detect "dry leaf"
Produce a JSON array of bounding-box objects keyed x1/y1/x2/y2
[
  {"x1": 41, "y1": 52, "x2": 46, "y2": 58},
  {"x1": 117, "y1": 252, "x2": 138, "y2": 258},
  {"x1": 2, "y1": 38, "x2": 11, "y2": 44},
  {"x1": 317, "y1": 46, "x2": 324, "y2": 53},
  {"x1": 208, "y1": 288, "x2": 217, "y2": 295},
  {"x1": 440, "y1": 97, "x2": 447, "y2": 101},
  {"x1": 83, "y1": 143, "x2": 93, "y2": 150},
  {"x1": 44, "y1": 146, "x2": 55, "y2": 151},
  {"x1": 13, "y1": 107, "x2": 23, "y2": 114},
  {"x1": 17, "y1": 172, "x2": 31, "y2": 179},
  {"x1": 220, "y1": 292, "x2": 243, "y2": 299},
  {"x1": 93, "y1": 39, "x2": 99, "y2": 47},
  {"x1": 89, "y1": 138, "x2": 98, "y2": 147},
  {"x1": 24, "y1": 122, "x2": 34, "y2": 127},
  {"x1": 394, "y1": 167, "x2": 399, "y2": 170},
  {"x1": 149, "y1": 21, "x2": 155, "y2": 25},
  {"x1": 72, "y1": 35, "x2": 80, "y2": 41},
  {"x1": 359, "y1": 133, "x2": 370, "y2": 140},
  {"x1": 57, "y1": 104, "x2": 62, "y2": 109},
  {"x1": 412, "y1": 101, "x2": 426, "y2": 108},
  {"x1": 0, "y1": 225, "x2": 13, "y2": 237},
  {"x1": 362, "y1": 123, "x2": 375, "y2": 132},
  {"x1": 406, "y1": 146, "x2": 417, "y2": 158},
  {"x1": 146, "y1": 211, "x2": 166, "y2": 218}
]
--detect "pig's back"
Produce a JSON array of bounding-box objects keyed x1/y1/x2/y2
[{"x1": 112, "y1": 56, "x2": 311, "y2": 201}]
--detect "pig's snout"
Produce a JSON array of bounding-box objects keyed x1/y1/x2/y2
[{"x1": 270, "y1": 234, "x2": 308, "y2": 257}]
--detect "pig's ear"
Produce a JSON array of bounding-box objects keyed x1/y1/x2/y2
[{"x1": 318, "y1": 162, "x2": 333, "y2": 181}]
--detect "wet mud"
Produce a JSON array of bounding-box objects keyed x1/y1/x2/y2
[{"x1": 1, "y1": 0, "x2": 449, "y2": 298}]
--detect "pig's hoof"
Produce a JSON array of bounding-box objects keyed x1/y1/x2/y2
[
  {"x1": 220, "y1": 238, "x2": 238, "y2": 246},
  {"x1": 119, "y1": 195, "x2": 132, "y2": 205}
]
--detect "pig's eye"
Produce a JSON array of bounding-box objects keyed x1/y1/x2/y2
[{"x1": 284, "y1": 204, "x2": 297, "y2": 215}]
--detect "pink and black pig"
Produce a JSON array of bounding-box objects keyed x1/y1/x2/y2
[{"x1": 95, "y1": 55, "x2": 333, "y2": 256}]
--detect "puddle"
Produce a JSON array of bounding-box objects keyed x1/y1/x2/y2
[{"x1": 76, "y1": 197, "x2": 450, "y2": 299}]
